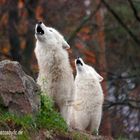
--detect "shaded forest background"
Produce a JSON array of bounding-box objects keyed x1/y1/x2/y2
[{"x1": 0, "y1": 0, "x2": 140, "y2": 139}]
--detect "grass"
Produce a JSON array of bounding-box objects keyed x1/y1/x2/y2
[
  {"x1": 71, "y1": 131, "x2": 89, "y2": 140},
  {"x1": 0, "y1": 112, "x2": 34, "y2": 139},
  {"x1": 35, "y1": 94, "x2": 68, "y2": 132},
  {"x1": 0, "y1": 94, "x2": 68, "y2": 140}
]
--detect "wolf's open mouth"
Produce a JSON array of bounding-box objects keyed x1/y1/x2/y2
[
  {"x1": 36, "y1": 25, "x2": 44, "y2": 35},
  {"x1": 76, "y1": 59, "x2": 83, "y2": 66}
]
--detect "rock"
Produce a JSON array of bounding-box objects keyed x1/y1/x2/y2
[{"x1": 0, "y1": 60, "x2": 40, "y2": 116}]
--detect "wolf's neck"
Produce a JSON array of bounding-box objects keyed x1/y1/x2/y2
[{"x1": 36, "y1": 45, "x2": 69, "y2": 75}]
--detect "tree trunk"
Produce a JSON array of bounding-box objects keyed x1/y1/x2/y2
[
  {"x1": 95, "y1": 0, "x2": 111, "y2": 136},
  {"x1": 23, "y1": 0, "x2": 38, "y2": 74},
  {"x1": 8, "y1": 0, "x2": 21, "y2": 62}
]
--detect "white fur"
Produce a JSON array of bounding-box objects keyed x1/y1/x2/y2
[
  {"x1": 34, "y1": 23, "x2": 74, "y2": 123},
  {"x1": 69, "y1": 58, "x2": 104, "y2": 134}
]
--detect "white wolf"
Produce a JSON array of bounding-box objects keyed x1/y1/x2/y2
[
  {"x1": 34, "y1": 22, "x2": 75, "y2": 124},
  {"x1": 69, "y1": 58, "x2": 104, "y2": 135}
]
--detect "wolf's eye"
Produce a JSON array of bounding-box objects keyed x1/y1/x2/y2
[{"x1": 49, "y1": 29, "x2": 53, "y2": 32}]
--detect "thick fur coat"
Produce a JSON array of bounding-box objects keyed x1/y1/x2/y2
[
  {"x1": 34, "y1": 22, "x2": 75, "y2": 123},
  {"x1": 69, "y1": 58, "x2": 104, "y2": 134}
]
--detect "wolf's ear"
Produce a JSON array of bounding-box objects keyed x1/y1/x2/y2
[
  {"x1": 62, "y1": 40, "x2": 70, "y2": 49},
  {"x1": 92, "y1": 68, "x2": 103, "y2": 82},
  {"x1": 97, "y1": 74, "x2": 103, "y2": 82}
]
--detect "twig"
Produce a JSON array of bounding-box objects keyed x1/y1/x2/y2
[
  {"x1": 127, "y1": 0, "x2": 140, "y2": 22},
  {"x1": 101, "y1": 0, "x2": 140, "y2": 46}
]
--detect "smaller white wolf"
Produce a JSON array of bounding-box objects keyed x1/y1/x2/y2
[{"x1": 68, "y1": 58, "x2": 104, "y2": 135}]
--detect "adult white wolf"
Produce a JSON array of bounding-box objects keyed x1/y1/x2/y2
[{"x1": 34, "y1": 22, "x2": 74, "y2": 124}]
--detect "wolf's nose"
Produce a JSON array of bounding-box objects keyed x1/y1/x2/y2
[
  {"x1": 77, "y1": 57, "x2": 80, "y2": 60},
  {"x1": 38, "y1": 21, "x2": 42, "y2": 25},
  {"x1": 76, "y1": 59, "x2": 83, "y2": 66}
]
